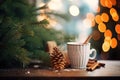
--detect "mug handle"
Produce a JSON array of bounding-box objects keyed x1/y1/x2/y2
[{"x1": 89, "y1": 49, "x2": 97, "y2": 59}]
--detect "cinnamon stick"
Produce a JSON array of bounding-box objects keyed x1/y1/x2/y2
[
  {"x1": 83, "y1": 34, "x2": 93, "y2": 44},
  {"x1": 87, "y1": 62, "x2": 99, "y2": 71},
  {"x1": 86, "y1": 59, "x2": 105, "y2": 71}
]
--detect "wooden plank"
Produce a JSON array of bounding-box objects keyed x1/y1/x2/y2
[{"x1": 0, "y1": 60, "x2": 120, "y2": 77}]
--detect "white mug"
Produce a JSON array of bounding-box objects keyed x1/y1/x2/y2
[{"x1": 67, "y1": 42, "x2": 96, "y2": 69}]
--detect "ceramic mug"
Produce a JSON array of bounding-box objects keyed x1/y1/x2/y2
[{"x1": 67, "y1": 42, "x2": 96, "y2": 69}]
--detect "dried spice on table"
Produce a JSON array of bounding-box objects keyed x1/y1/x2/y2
[{"x1": 86, "y1": 59, "x2": 105, "y2": 71}]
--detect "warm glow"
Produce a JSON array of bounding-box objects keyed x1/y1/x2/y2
[
  {"x1": 102, "y1": 41, "x2": 110, "y2": 52},
  {"x1": 115, "y1": 24, "x2": 120, "y2": 34},
  {"x1": 105, "y1": 0, "x2": 112, "y2": 8},
  {"x1": 95, "y1": 15, "x2": 102, "y2": 24},
  {"x1": 101, "y1": 13, "x2": 109, "y2": 22},
  {"x1": 110, "y1": 0, "x2": 116, "y2": 6},
  {"x1": 104, "y1": 36, "x2": 111, "y2": 43},
  {"x1": 69, "y1": 5, "x2": 80, "y2": 16},
  {"x1": 92, "y1": 30, "x2": 101, "y2": 41},
  {"x1": 112, "y1": 15, "x2": 119, "y2": 22},
  {"x1": 110, "y1": 8, "x2": 119, "y2": 21},
  {"x1": 100, "y1": 0, "x2": 106, "y2": 7},
  {"x1": 100, "y1": 0, "x2": 116, "y2": 8},
  {"x1": 110, "y1": 8, "x2": 117, "y2": 15},
  {"x1": 110, "y1": 38, "x2": 117, "y2": 48},
  {"x1": 98, "y1": 22, "x2": 106, "y2": 32},
  {"x1": 104, "y1": 29, "x2": 112, "y2": 38}
]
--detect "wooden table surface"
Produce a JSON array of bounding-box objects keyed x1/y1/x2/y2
[{"x1": 0, "y1": 60, "x2": 120, "y2": 79}]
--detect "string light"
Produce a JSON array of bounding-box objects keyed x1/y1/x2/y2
[
  {"x1": 95, "y1": 15, "x2": 103, "y2": 24},
  {"x1": 102, "y1": 41, "x2": 110, "y2": 52},
  {"x1": 115, "y1": 24, "x2": 120, "y2": 34},
  {"x1": 69, "y1": 5, "x2": 80, "y2": 16},
  {"x1": 101, "y1": 13, "x2": 109, "y2": 22},
  {"x1": 104, "y1": 29, "x2": 112, "y2": 38},
  {"x1": 98, "y1": 22, "x2": 106, "y2": 32},
  {"x1": 110, "y1": 38, "x2": 117, "y2": 48}
]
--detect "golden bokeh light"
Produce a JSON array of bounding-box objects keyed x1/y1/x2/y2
[
  {"x1": 115, "y1": 24, "x2": 120, "y2": 34},
  {"x1": 101, "y1": 13, "x2": 109, "y2": 22},
  {"x1": 110, "y1": 8, "x2": 119, "y2": 21},
  {"x1": 98, "y1": 22, "x2": 106, "y2": 32},
  {"x1": 110, "y1": 8, "x2": 117, "y2": 15},
  {"x1": 104, "y1": 29, "x2": 112, "y2": 38},
  {"x1": 100, "y1": 0, "x2": 116, "y2": 8},
  {"x1": 95, "y1": 15, "x2": 103, "y2": 24},
  {"x1": 92, "y1": 30, "x2": 101, "y2": 41},
  {"x1": 99, "y1": 0, "x2": 118, "y2": 52},
  {"x1": 110, "y1": 38, "x2": 117, "y2": 48},
  {"x1": 102, "y1": 41, "x2": 110, "y2": 52},
  {"x1": 110, "y1": 0, "x2": 116, "y2": 6},
  {"x1": 105, "y1": 0, "x2": 112, "y2": 8},
  {"x1": 112, "y1": 15, "x2": 119, "y2": 22},
  {"x1": 100, "y1": 0, "x2": 106, "y2": 7},
  {"x1": 104, "y1": 36, "x2": 111, "y2": 43}
]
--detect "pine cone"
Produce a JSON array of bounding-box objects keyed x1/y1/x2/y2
[{"x1": 50, "y1": 47, "x2": 66, "y2": 70}]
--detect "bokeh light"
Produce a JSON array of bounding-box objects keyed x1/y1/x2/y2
[
  {"x1": 48, "y1": 0, "x2": 64, "y2": 12},
  {"x1": 95, "y1": 0, "x2": 119, "y2": 54},
  {"x1": 69, "y1": 5, "x2": 80, "y2": 16},
  {"x1": 98, "y1": 22, "x2": 106, "y2": 32},
  {"x1": 95, "y1": 14, "x2": 103, "y2": 24},
  {"x1": 105, "y1": 0, "x2": 112, "y2": 8},
  {"x1": 104, "y1": 36, "x2": 111, "y2": 43},
  {"x1": 115, "y1": 24, "x2": 120, "y2": 34},
  {"x1": 100, "y1": 0, "x2": 106, "y2": 7},
  {"x1": 110, "y1": 38, "x2": 117, "y2": 48},
  {"x1": 100, "y1": 0, "x2": 116, "y2": 8},
  {"x1": 110, "y1": 8, "x2": 119, "y2": 21},
  {"x1": 110, "y1": 8, "x2": 117, "y2": 15},
  {"x1": 110, "y1": 0, "x2": 116, "y2": 6},
  {"x1": 102, "y1": 41, "x2": 110, "y2": 52},
  {"x1": 113, "y1": 15, "x2": 119, "y2": 22},
  {"x1": 101, "y1": 13, "x2": 109, "y2": 22},
  {"x1": 104, "y1": 29, "x2": 112, "y2": 38}
]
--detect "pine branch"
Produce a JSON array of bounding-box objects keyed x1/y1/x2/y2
[
  {"x1": 34, "y1": 4, "x2": 48, "y2": 11},
  {"x1": 30, "y1": 19, "x2": 49, "y2": 26},
  {"x1": 46, "y1": 12, "x2": 70, "y2": 21}
]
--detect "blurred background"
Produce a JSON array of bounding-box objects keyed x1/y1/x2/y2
[{"x1": 0, "y1": 0, "x2": 120, "y2": 68}]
